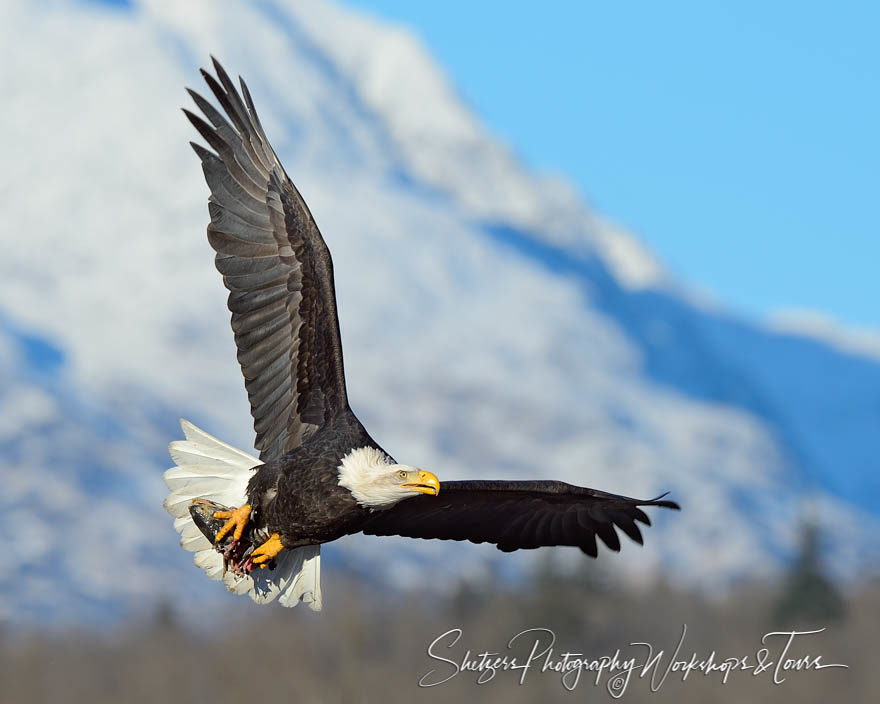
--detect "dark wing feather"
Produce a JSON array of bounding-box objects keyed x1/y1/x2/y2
[
  {"x1": 186, "y1": 58, "x2": 349, "y2": 461},
  {"x1": 360, "y1": 480, "x2": 679, "y2": 556}
]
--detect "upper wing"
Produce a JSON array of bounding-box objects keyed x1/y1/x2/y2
[
  {"x1": 360, "y1": 480, "x2": 680, "y2": 556},
  {"x1": 185, "y1": 58, "x2": 349, "y2": 461}
]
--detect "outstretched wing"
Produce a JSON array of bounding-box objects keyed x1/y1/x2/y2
[
  {"x1": 361, "y1": 480, "x2": 679, "y2": 556},
  {"x1": 185, "y1": 58, "x2": 349, "y2": 461}
]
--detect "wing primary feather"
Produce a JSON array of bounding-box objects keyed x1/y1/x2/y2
[
  {"x1": 631, "y1": 507, "x2": 651, "y2": 526},
  {"x1": 183, "y1": 108, "x2": 230, "y2": 157},
  {"x1": 594, "y1": 522, "x2": 621, "y2": 552},
  {"x1": 238, "y1": 76, "x2": 278, "y2": 168},
  {"x1": 646, "y1": 493, "x2": 680, "y2": 510},
  {"x1": 207, "y1": 60, "x2": 276, "y2": 172},
  {"x1": 579, "y1": 531, "x2": 599, "y2": 558},
  {"x1": 612, "y1": 512, "x2": 644, "y2": 545},
  {"x1": 184, "y1": 103, "x2": 267, "y2": 201},
  {"x1": 187, "y1": 87, "x2": 269, "y2": 183},
  {"x1": 203, "y1": 63, "x2": 252, "y2": 140},
  {"x1": 189, "y1": 140, "x2": 217, "y2": 161},
  {"x1": 201, "y1": 70, "x2": 274, "y2": 175}
]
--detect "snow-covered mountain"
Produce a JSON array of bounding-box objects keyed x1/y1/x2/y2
[{"x1": 1, "y1": 0, "x2": 877, "y2": 625}]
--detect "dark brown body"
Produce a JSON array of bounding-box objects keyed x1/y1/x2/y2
[{"x1": 246, "y1": 409, "x2": 389, "y2": 548}]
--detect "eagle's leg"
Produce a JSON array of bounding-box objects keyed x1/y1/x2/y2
[
  {"x1": 212, "y1": 504, "x2": 252, "y2": 543},
  {"x1": 250, "y1": 533, "x2": 284, "y2": 569}
]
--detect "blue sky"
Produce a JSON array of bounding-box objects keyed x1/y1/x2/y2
[{"x1": 343, "y1": 1, "x2": 879, "y2": 329}]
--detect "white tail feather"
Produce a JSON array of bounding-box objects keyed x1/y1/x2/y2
[{"x1": 163, "y1": 419, "x2": 322, "y2": 610}]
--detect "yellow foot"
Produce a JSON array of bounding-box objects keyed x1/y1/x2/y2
[
  {"x1": 251, "y1": 533, "x2": 284, "y2": 569},
  {"x1": 212, "y1": 504, "x2": 252, "y2": 543}
]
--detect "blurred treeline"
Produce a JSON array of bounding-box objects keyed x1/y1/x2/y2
[{"x1": 1, "y1": 526, "x2": 875, "y2": 704}]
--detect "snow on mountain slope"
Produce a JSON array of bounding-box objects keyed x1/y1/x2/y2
[
  {"x1": 0, "y1": 314, "x2": 226, "y2": 625},
  {"x1": 0, "y1": 0, "x2": 877, "y2": 623},
  {"x1": 265, "y1": 0, "x2": 670, "y2": 287}
]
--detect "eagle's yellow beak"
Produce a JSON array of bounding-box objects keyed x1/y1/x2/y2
[{"x1": 402, "y1": 470, "x2": 440, "y2": 496}]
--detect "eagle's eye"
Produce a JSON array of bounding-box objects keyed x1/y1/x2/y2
[{"x1": 397, "y1": 470, "x2": 408, "y2": 480}]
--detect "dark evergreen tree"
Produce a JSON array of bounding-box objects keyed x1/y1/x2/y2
[{"x1": 774, "y1": 522, "x2": 846, "y2": 626}]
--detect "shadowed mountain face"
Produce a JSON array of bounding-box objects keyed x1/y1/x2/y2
[{"x1": 0, "y1": 0, "x2": 877, "y2": 625}]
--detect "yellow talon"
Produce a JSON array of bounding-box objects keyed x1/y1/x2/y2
[
  {"x1": 212, "y1": 504, "x2": 252, "y2": 543},
  {"x1": 251, "y1": 533, "x2": 284, "y2": 566}
]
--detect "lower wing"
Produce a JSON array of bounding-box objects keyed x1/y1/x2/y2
[{"x1": 360, "y1": 480, "x2": 679, "y2": 556}]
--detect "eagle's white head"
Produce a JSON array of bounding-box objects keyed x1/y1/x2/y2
[{"x1": 337, "y1": 446, "x2": 440, "y2": 509}]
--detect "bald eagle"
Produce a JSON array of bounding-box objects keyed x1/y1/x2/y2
[{"x1": 163, "y1": 58, "x2": 679, "y2": 610}]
